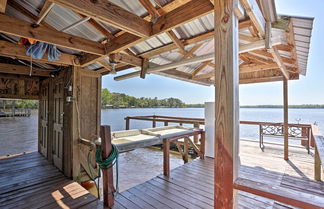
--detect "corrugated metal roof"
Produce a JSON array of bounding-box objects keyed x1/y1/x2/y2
[
  {"x1": 290, "y1": 17, "x2": 314, "y2": 75},
  {"x1": 1, "y1": 0, "x2": 314, "y2": 84}
]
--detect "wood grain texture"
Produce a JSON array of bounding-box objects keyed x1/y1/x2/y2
[
  {"x1": 0, "y1": 63, "x2": 51, "y2": 77},
  {"x1": 49, "y1": 0, "x2": 151, "y2": 37},
  {"x1": 214, "y1": 0, "x2": 240, "y2": 208},
  {"x1": 0, "y1": 0, "x2": 7, "y2": 13},
  {"x1": 0, "y1": 14, "x2": 105, "y2": 55}
]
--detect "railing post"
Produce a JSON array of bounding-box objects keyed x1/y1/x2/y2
[
  {"x1": 125, "y1": 117, "x2": 130, "y2": 130},
  {"x1": 163, "y1": 138, "x2": 170, "y2": 177},
  {"x1": 152, "y1": 115, "x2": 156, "y2": 128},
  {"x1": 193, "y1": 123, "x2": 199, "y2": 143},
  {"x1": 315, "y1": 144, "x2": 321, "y2": 181},
  {"x1": 200, "y1": 131, "x2": 205, "y2": 159},
  {"x1": 100, "y1": 125, "x2": 115, "y2": 208},
  {"x1": 184, "y1": 137, "x2": 189, "y2": 163}
]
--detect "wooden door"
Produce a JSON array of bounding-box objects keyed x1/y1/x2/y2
[
  {"x1": 52, "y1": 80, "x2": 64, "y2": 171},
  {"x1": 39, "y1": 81, "x2": 49, "y2": 157}
]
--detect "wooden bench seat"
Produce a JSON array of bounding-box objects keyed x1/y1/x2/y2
[{"x1": 234, "y1": 177, "x2": 324, "y2": 209}]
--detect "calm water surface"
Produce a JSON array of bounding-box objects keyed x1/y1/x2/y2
[{"x1": 1, "y1": 108, "x2": 324, "y2": 156}]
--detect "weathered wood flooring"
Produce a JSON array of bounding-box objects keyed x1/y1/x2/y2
[
  {"x1": 112, "y1": 140, "x2": 324, "y2": 209},
  {"x1": 0, "y1": 152, "x2": 102, "y2": 209}
]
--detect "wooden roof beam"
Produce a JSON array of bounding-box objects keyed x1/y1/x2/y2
[
  {"x1": 269, "y1": 47, "x2": 289, "y2": 79},
  {"x1": 109, "y1": 53, "x2": 143, "y2": 67},
  {"x1": 0, "y1": 63, "x2": 51, "y2": 77},
  {"x1": 80, "y1": 0, "x2": 214, "y2": 67},
  {"x1": 166, "y1": 30, "x2": 186, "y2": 54},
  {"x1": 0, "y1": 0, "x2": 7, "y2": 13},
  {"x1": 240, "y1": 0, "x2": 266, "y2": 37},
  {"x1": 48, "y1": 0, "x2": 151, "y2": 38},
  {"x1": 0, "y1": 14, "x2": 105, "y2": 55},
  {"x1": 139, "y1": 0, "x2": 162, "y2": 19},
  {"x1": 0, "y1": 40, "x2": 77, "y2": 66}
]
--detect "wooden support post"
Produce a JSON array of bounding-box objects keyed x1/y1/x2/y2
[
  {"x1": 200, "y1": 131, "x2": 206, "y2": 159},
  {"x1": 315, "y1": 145, "x2": 321, "y2": 181},
  {"x1": 283, "y1": 78, "x2": 289, "y2": 160},
  {"x1": 214, "y1": 0, "x2": 240, "y2": 208},
  {"x1": 184, "y1": 137, "x2": 189, "y2": 163},
  {"x1": 193, "y1": 123, "x2": 199, "y2": 143},
  {"x1": 100, "y1": 125, "x2": 115, "y2": 208},
  {"x1": 125, "y1": 117, "x2": 130, "y2": 130},
  {"x1": 163, "y1": 138, "x2": 170, "y2": 177},
  {"x1": 152, "y1": 115, "x2": 156, "y2": 128}
]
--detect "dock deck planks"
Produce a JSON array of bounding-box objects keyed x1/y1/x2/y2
[
  {"x1": 0, "y1": 152, "x2": 102, "y2": 209},
  {"x1": 113, "y1": 140, "x2": 324, "y2": 209}
]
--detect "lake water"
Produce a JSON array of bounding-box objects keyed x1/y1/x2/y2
[
  {"x1": 1, "y1": 108, "x2": 323, "y2": 191},
  {"x1": 1, "y1": 108, "x2": 324, "y2": 156}
]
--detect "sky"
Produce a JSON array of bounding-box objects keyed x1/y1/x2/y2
[{"x1": 102, "y1": 0, "x2": 324, "y2": 105}]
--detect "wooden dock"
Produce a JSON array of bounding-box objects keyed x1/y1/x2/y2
[
  {"x1": 111, "y1": 139, "x2": 324, "y2": 209},
  {"x1": 0, "y1": 152, "x2": 102, "y2": 209}
]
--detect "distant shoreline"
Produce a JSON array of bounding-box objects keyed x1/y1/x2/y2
[{"x1": 102, "y1": 105, "x2": 324, "y2": 109}]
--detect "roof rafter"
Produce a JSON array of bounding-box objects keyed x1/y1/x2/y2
[
  {"x1": 0, "y1": 14, "x2": 105, "y2": 55},
  {"x1": 80, "y1": 0, "x2": 214, "y2": 67},
  {"x1": 0, "y1": 63, "x2": 52, "y2": 77},
  {"x1": 48, "y1": 0, "x2": 152, "y2": 38}
]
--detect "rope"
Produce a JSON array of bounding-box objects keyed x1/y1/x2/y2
[{"x1": 95, "y1": 144, "x2": 120, "y2": 194}]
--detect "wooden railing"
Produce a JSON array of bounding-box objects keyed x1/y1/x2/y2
[{"x1": 125, "y1": 115, "x2": 313, "y2": 149}]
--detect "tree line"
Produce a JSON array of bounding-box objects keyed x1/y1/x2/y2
[{"x1": 101, "y1": 88, "x2": 186, "y2": 108}]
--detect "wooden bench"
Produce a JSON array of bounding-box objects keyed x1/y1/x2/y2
[
  {"x1": 234, "y1": 177, "x2": 324, "y2": 209},
  {"x1": 312, "y1": 125, "x2": 324, "y2": 181}
]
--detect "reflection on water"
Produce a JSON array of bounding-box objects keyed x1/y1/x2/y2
[{"x1": 0, "y1": 110, "x2": 38, "y2": 156}]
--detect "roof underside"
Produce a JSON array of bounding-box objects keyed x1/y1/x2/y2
[{"x1": 0, "y1": 0, "x2": 314, "y2": 85}]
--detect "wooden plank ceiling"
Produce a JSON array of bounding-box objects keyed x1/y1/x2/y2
[{"x1": 0, "y1": 0, "x2": 310, "y2": 85}]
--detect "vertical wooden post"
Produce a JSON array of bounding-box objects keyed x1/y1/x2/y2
[
  {"x1": 214, "y1": 0, "x2": 240, "y2": 208},
  {"x1": 315, "y1": 145, "x2": 321, "y2": 181},
  {"x1": 152, "y1": 115, "x2": 156, "y2": 128},
  {"x1": 125, "y1": 117, "x2": 130, "y2": 130},
  {"x1": 200, "y1": 131, "x2": 206, "y2": 159},
  {"x1": 194, "y1": 123, "x2": 199, "y2": 143},
  {"x1": 163, "y1": 138, "x2": 170, "y2": 177},
  {"x1": 283, "y1": 78, "x2": 289, "y2": 160},
  {"x1": 100, "y1": 125, "x2": 115, "y2": 208},
  {"x1": 184, "y1": 137, "x2": 189, "y2": 163}
]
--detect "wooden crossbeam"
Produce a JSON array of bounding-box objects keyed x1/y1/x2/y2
[
  {"x1": 37, "y1": 1, "x2": 52, "y2": 19},
  {"x1": 0, "y1": 40, "x2": 77, "y2": 66},
  {"x1": 80, "y1": 0, "x2": 214, "y2": 67},
  {"x1": 48, "y1": 0, "x2": 151, "y2": 38},
  {"x1": 167, "y1": 30, "x2": 186, "y2": 54},
  {"x1": 109, "y1": 53, "x2": 143, "y2": 67},
  {"x1": 8, "y1": 0, "x2": 54, "y2": 29},
  {"x1": 139, "y1": 0, "x2": 161, "y2": 18},
  {"x1": 0, "y1": 14, "x2": 105, "y2": 55},
  {"x1": 269, "y1": 47, "x2": 289, "y2": 79},
  {"x1": 0, "y1": 0, "x2": 7, "y2": 13},
  {"x1": 240, "y1": 63, "x2": 278, "y2": 73},
  {"x1": 152, "y1": 0, "x2": 213, "y2": 35},
  {"x1": 192, "y1": 61, "x2": 212, "y2": 76},
  {"x1": 240, "y1": 0, "x2": 265, "y2": 37},
  {"x1": 0, "y1": 63, "x2": 51, "y2": 77}
]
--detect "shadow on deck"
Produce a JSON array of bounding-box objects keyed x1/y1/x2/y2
[{"x1": 0, "y1": 152, "x2": 102, "y2": 209}]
